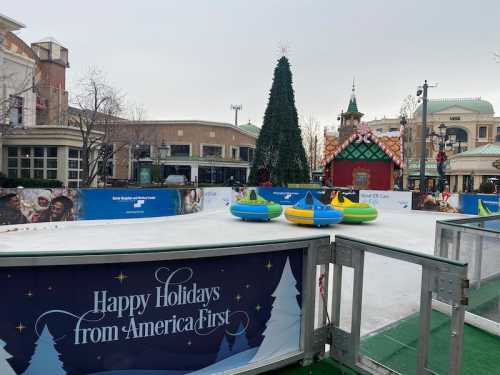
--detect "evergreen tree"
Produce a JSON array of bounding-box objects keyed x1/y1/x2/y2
[
  {"x1": 23, "y1": 325, "x2": 66, "y2": 375},
  {"x1": 231, "y1": 322, "x2": 250, "y2": 353},
  {"x1": 251, "y1": 257, "x2": 301, "y2": 363},
  {"x1": 0, "y1": 338, "x2": 17, "y2": 375},
  {"x1": 215, "y1": 334, "x2": 232, "y2": 362},
  {"x1": 249, "y1": 56, "x2": 309, "y2": 186}
]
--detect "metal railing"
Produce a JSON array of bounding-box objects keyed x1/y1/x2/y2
[
  {"x1": 318, "y1": 235, "x2": 469, "y2": 375},
  {"x1": 435, "y1": 215, "x2": 500, "y2": 336}
]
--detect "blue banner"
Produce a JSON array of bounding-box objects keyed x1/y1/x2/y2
[
  {"x1": 0, "y1": 249, "x2": 303, "y2": 374},
  {"x1": 257, "y1": 187, "x2": 359, "y2": 205},
  {"x1": 459, "y1": 193, "x2": 500, "y2": 215},
  {"x1": 79, "y1": 189, "x2": 181, "y2": 220}
]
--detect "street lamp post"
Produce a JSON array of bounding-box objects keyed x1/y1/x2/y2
[
  {"x1": 416, "y1": 80, "x2": 437, "y2": 192},
  {"x1": 417, "y1": 81, "x2": 429, "y2": 192},
  {"x1": 399, "y1": 115, "x2": 408, "y2": 190},
  {"x1": 429, "y1": 123, "x2": 449, "y2": 193}
]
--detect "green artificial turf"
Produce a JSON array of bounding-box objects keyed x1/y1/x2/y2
[
  {"x1": 270, "y1": 357, "x2": 357, "y2": 375},
  {"x1": 361, "y1": 311, "x2": 500, "y2": 375}
]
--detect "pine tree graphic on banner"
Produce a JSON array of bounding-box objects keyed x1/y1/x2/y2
[
  {"x1": 231, "y1": 322, "x2": 250, "y2": 354},
  {"x1": 22, "y1": 325, "x2": 66, "y2": 375},
  {"x1": 0, "y1": 338, "x2": 17, "y2": 375},
  {"x1": 215, "y1": 334, "x2": 232, "y2": 362},
  {"x1": 251, "y1": 257, "x2": 301, "y2": 363}
]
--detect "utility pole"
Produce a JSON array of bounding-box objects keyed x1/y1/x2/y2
[
  {"x1": 231, "y1": 104, "x2": 242, "y2": 126},
  {"x1": 416, "y1": 80, "x2": 437, "y2": 192}
]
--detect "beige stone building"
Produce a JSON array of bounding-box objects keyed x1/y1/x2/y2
[
  {"x1": 0, "y1": 13, "x2": 85, "y2": 187},
  {"x1": 366, "y1": 98, "x2": 500, "y2": 191},
  {"x1": 108, "y1": 120, "x2": 258, "y2": 184},
  {"x1": 447, "y1": 144, "x2": 500, "y2": 192}
]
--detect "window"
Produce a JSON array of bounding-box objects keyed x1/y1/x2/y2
[
  {"x1": 46, "y1": 170, "x2": 57, "y2": 180},
  {"x1": 231, "y1": 147, "x2": 238, "y2": 159},
  {"x1": 68, "y1": 148, "x2": 83, "y2": 187},
  {"x1": 34, "y1": 147, "x2": 44, "y2": 157},
  {"x1": 479, "y1": 126, "x2": 487, "y2": 138},
  {"x1": 353, "y1": 171, "x2": 369, "y2": 188},
  {"x1": 170, "y1": 144, "x2": 190, "y2": 157},
  {"x1": 496, "y1": 127, "x2": 500, "y2": 142},
  {"x1": 202, "y1": 145, "x2": 223, "y2": 158},
  {"x1": 239, "y1": 147, "x2": 255, "y2": 162},
  {"x1": 7, "y1": 146, "x2": 58, "y2": 181},
  {"x1": 9, "y1": 96, "x2": 23, "y2": 126},
  {"x1": 47, "y1": 147, "x2": 58, "y2": 158},
  {"x1": 8, "y1": 147, "x2": 17, "y2": 157},
  {"x1": 389, "y1": 127, "x2": 398, "y2": 132},
  {"x1": 134, "y1": 144, "x2": 151, "y2": 159}
]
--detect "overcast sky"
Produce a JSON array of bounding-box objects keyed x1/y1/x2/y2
[{"x1": 4, "y1": 1, "x2": 500, "y2": 128}]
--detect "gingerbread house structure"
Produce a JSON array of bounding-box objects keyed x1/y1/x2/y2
[{"x1": 323, "y1": 123, "x2": 402, "y2": 190}]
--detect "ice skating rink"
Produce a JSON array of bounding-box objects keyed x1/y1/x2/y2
[{"x1": 0, "y1": 209, "x2": 466, "y2": 335}]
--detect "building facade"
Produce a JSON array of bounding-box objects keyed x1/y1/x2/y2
[
  {"x1": 0, "y1": 13, "x2": 85, "y2": 187},
  {"x1": 366, "y1": 98, "x2": 500, "y2": 191},
  {"x1": 447, "y1": 144, "x2": 500, "y2": 192},
  {"x1": 108, "y1": 121, "x2": 258, "y2": 185}
]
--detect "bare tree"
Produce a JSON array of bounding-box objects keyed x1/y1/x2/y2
[
  {"x1": 68, "y1": 68, "x2": 126, "y2": 187},
  {"x1": 399, "y1": 94, "x2": 419, "y2": 120},
  {"x1": 0, "y1": 66, "x2": 36, "y2": 129},
  {"x1": 301, "y1": 115, "x2": 323, "y2": 178}
]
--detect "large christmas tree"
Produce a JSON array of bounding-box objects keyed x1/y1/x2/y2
[{"x1": 249, "y1": 56, "x2": 309, "y2": 186}]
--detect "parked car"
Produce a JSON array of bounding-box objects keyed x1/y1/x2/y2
[{"x1": 164, "y1": 174, "x2": 190, "y2": 186}]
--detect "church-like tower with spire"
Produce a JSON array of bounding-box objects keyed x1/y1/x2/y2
[{"x1": 338, "y1": 81, "x2": 364, "y2": 143}]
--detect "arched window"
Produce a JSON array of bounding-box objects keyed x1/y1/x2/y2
[{"x1": 446, "y1": 127, "x2": 468, "y2": 143}]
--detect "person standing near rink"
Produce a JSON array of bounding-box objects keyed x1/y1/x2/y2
[{"x1": 0, "y1": 193, "x2": 28, "y2": 225}]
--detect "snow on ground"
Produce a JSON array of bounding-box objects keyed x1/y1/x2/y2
[{"x1": 0, "y1": 209, "x2": 466, "y2": 335}]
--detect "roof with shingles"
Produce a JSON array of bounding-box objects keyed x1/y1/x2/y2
[{"x1": 323, "y1": 126, "x2": 402, "y2": 166}]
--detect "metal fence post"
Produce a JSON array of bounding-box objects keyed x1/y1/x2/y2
[
  {"x1": 350, "y1": 248, "x2": 365, "y2": 365},
  {"x1": 301, "y1": 242, "x2": 319, "y2": 365},
  {"x1": 452, "y1": 231, "x2": 461, "y2": 261},
  {"x1": 473, "y1": 234, "x2": 483, "y2": 289},
  {"x1": 331, "y1": 263, "x2": 343, "y2": 328},
  {"x1": 449, "y1": 303, "x2": 466, "y2": 375},
  {"x1": 417, "y1": 267, "x2": 432, "y2": 375}
]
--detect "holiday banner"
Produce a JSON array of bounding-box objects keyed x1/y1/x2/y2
[
  {"x1": 78, "y1": 189, "x2": 182, "y2": 220},
  {"x1": 0, "y1": 249, "x2": 303, "y2": 375},
  {"x1": 0, "y1": 188, "x2": 79, "y2": 226}
]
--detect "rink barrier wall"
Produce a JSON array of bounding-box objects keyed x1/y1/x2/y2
[
  {"x1": 459, "y1": 193, "x2": 500, "y2": 215},
  {"x1": 0, "y1": 235, "x2": 331, "y2": 375},
  {"x1": 2, "y1": 187, "x2": 499, "y2": 228},
  {"x1": 0, "y1": 233, "x2": 470, "y2": 374}
]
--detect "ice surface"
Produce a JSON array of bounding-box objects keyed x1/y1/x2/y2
[{"x1": 0, "y1": 209, "x2": 464, "y2": 254}]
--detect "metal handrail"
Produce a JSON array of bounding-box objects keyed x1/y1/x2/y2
[{"x1": 327, "y1": 235, "x2": 468, "y2": 375}]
